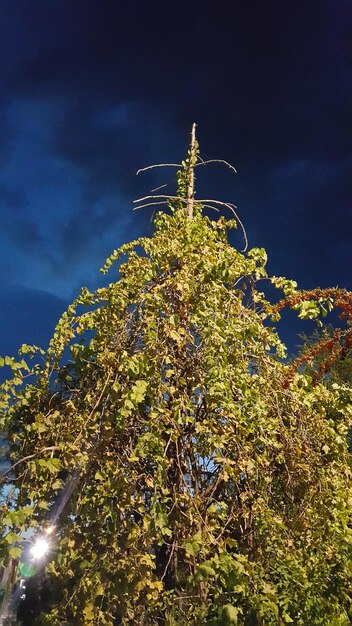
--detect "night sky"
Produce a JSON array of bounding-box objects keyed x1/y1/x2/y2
[{"x1": 0, "y1": 0, "x2": 351, "y2": 357}]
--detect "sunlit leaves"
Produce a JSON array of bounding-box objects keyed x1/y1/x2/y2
[{"x1": 0, "y1": 160, "x2": 351, "y2": 625}]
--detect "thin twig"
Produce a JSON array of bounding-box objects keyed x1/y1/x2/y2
[
  {"x1": 198, "y1": 198, "x2": 237, "y2": 209},
  {"x1": 198, "y1": 199, "x2": 248, "y2": 251},
  {"x1": 161, "y1": 539, "x2": 176, "y2": 581},
  {"x1": 72, "y1": 372, "x2": 112, "y2": 448},
  {"x1": 223, "y1": 201, "x2": 248, "y2": 252},
  {"x1": 172, "y1": 589, "x2": 245, "y2": 602},
  {"x1": 136, "y1": 164, "x2": 181, "y2": 175},
  {"x1": 1, "y1": 446, "x2": 60, "y2": 480},
  {"x1": 133, "y1": 201, "x2": 170, "y2": 211},
  {"x1": 150, "y1": 183, "x2": 168, "y2": 192},
  {"x1": 201, "y1": 204, "x2": 220, "y2": 213},
  {"x1": 195, "y1": 159, "x2": 237, "y2": 173},
  {"x1": 134, "y1": 194, "x2": 187, "y2": 204}
]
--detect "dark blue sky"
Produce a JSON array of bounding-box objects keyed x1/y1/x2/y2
[{"x1": 0, "y1": 0, "x2": 351, "y2": 356}]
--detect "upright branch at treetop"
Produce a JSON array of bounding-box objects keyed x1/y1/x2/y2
[
  {"x1": 186, "y1": 123, "x2": 197, "y2": 220},
  {"x1": 0, "y1": 128, "x2": 351, "y2": 626}
]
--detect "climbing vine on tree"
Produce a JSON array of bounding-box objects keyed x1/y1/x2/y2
[{"x1": 0, "y1": 128, "x2": 351, "y2": 625}]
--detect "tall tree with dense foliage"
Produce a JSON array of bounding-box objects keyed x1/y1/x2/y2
[{"x1": 1, "y1": 128, "x2": 351, "y2": 625}]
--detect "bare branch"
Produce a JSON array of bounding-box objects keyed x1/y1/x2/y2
[
  {"x1": 198, "y1": 198, "x2": 237, "y2": 209},
  {"x1": 136, "y1": 164, "x2": 181, "y2": 175},
  {"x1": 198, "y1": 198, "x2": 248, "y2": 251},
  {"x1": 150, "y1": 183, "x2": 168, "y2": 192},
  {"x1": 1, "y1": 446, "x2": 60, "y2": 481},
  {"x1": 223, "y1": 202, "x2": 248, "y2": 252},
  {"x1": 201, "y1": 204, "x2": 220, "y2": 213},
  {"x1": 161, "y1": 540, "x2": 176, "y2": 582},
  {"x1": 133, "y1": 201, "x2": 170, "y2": 211},
  {"x1": 195, "y1": 158, "x2": 237, "y2": 173},
  {"x1": 134, "y1": 194, "x2": 187, "y2": 204},
  {"x1": 133, "y1": 191, "x2": 247, "y2": 250}
]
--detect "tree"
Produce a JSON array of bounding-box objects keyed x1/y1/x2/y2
[
  {"x1": 1, "y1": 127, "x2": 351, "y2": 625},
  {"x1": 298, "y1": 326, "x2": 352, "y2": 454}
]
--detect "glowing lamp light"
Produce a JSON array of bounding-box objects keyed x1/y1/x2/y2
[{"x1": 30, "y1": 537, "x2": 50, "y2": 560}]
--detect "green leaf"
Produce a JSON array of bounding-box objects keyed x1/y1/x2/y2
[
  {"x1": 130, "y1": 379, "x2": 148, "y2": 404},
  {"x1": 184, "y1": 540, "x2": 200, "y2": 557},
  {"x1": 9, "y1": 546, "x2": 22, "y2": 559},
  {"x1": 197, "y1": 563, "x2": 216, "y2": 579},
  {"x1": 297, "y1": 300, "x2": 320, "y2": 320},
  {"x1": 219, "y1": 604, "x2": 239, "y2": 624}
]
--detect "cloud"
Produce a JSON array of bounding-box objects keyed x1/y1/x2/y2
[
  {"x1": 0, "y1": 91, "x2": 190, "y2": 303},
  {"x1": 3, "y1": 0, "x2": 348, "y2": 167},
  {"x1": 0, "y1": 285, "x2": 68, "y2": 358}
]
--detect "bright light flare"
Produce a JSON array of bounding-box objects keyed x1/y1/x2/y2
[{"x1": 30, "y1": 537, "x2": 50, "y2": 560}]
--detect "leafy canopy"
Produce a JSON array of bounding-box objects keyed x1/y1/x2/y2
[{"x1": 1, "y1": 130, "x2": 351, "y2": 625}]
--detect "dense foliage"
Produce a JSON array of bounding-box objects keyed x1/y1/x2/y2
[{"x1": 1, "y1": 136, "x2": 351, "y2": 625}]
